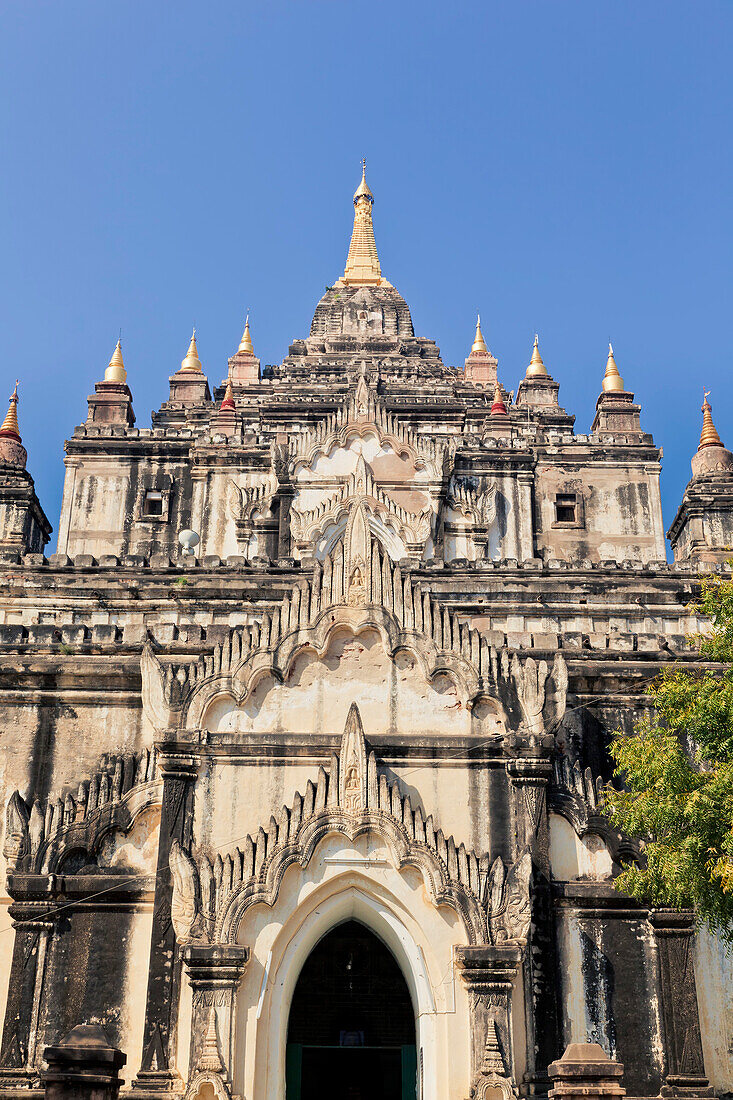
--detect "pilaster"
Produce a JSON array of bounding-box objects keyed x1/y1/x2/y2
[
  {"x1": 133, "y1": 750, "x2": 199, "y2": 1094},
  {"x1": 507, "y1": 754, "x2": 560, "y2": 1095},
  {"x1": 649, "y1": 910, "x2": 712, "y2": 1098},
  {"x1": 182, "y1": 945, "x2": 249, "y2": 1082},
  {"x1": 455, "y1": 944, "x2": 521, "y2": 1088},
  {"x1": 0, "y1": 902, "x2": 55, "y2": 1088}
]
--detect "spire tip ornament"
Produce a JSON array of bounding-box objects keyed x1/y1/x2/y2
[
  {"x1": 490, "y1": 379, "x2": 507, "y2": 416},
  {"x1": 525, "y1": 334, "x2": 548, "y2": 379},
  {"x1": 238, "y1": 312, "x2": 255, "y2": 356},
  {"x1": 471, "y1": 314, "x2": 489, "y2": 356},
  {"x1": 179, "y1": 329, "x2": 203, "y2": 374},
  {"x1": 0, "y1": 381, "x2": 21, "y2": 442},
  {"x1": 104, "y1": 339, "x2": 127, "y2": 384},
  {"x1": 602, "y1": 341, "x2": 625, "y2": 393},
  {"x1": 699, "y1": 389, "x2": 724, "y2": 449},
  {"x1": 340, "y1": 162, "x2": 385, "y2": 286}
]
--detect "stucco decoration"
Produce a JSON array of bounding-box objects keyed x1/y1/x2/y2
[
  {"x1": 140, "y1": 537, "x2": 568, "y2": 737},
  {"x1": 170, "y1": 839, "x2": 201, "y2": 941},
  {"x1": 167, "y1": 703, "x2": 532, "y2": 950},
  {"x1": 3, "y1": 792, "x2": 30, "y2": 871},
  {"x1": 182, "y1": 1009, "x2": 232, "y2": 1100},
  {"x1": 4, "y1": 748, "x2": 161, "y2": 874},
  {"x1": 487, "y1": 851, "x2": 532, "y2": 944},
  {"x1": 470, "y1": 1017, "x2": 518, "y2": 1100},
  {"x1": 550, "y1": 755, "x2": 639, "y2": 865},
  {"x1": 289, "y1": 371, "x2": 448, "y2": 482},
  {"x1": 225, "y1": 475, "x2": 277, "y2": 554},
  {"x1": 445, "y1": 475, "x2": 497, "y2": 526},
  {"x1": 290, "y1": 451, "x2": 432, "y2": 561}
]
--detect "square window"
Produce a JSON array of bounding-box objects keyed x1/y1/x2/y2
[
  {"x1": 143, "y1": 491, "x2": 164, "y2": 518},
  {"x1": 555, "y1": 493, "x2": 577, "y2": 524}
]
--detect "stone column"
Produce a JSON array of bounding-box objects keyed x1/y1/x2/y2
[
  {"x1": 277, "y1": 487, "x2": 294, "y2": 559},
  {"x1": 182, "y1": 945, "x2": 249, "y2": 1080},
  {"x1": 455, "y1": 944, "x2": 521, "y2": 1084},
  {"x1": 649, "y1": 910, "x2": 711, "y2": 1097},
  {"x1": 548, "y1": 1043, "x2": 625, "y2": 1100},
  {"x1": 133, "y1": 749, "x2": 198, "y2": 1093},
  {"x1": 0, "y1": 896, "x2": 55, "y2": 1086},
  {"x1": 43, "y1": 1024, "x2": 126, "y2": 1100},
  {"x1": 507, "y1": 755, "x2": 560, "y2": 1095}
]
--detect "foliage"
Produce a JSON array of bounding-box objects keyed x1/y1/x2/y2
[{"x1": 603, "y1": 573, "x2": 733, "y2": 940}]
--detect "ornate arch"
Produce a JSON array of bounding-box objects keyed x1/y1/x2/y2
[
  {"x1": 3, "y1": 748, "x2": 161, "y2": 875},
  {"x1": 289, "y1": 372, "x2": 449, "y2": 481},
  {"x1": 167, "y1": 704, "x2": 534, "y2": 951},
  {"x1": 140, "y1": 536, "x2": 568, "y2": 740},
  {"x1": 291, "y1": 453, "x2": 432, "y2": 560},
  {"x1": 549, "y1": 755, "x2": 641, "y2": 864}
]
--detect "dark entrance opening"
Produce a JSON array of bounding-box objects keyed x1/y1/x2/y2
[{"x1": 286, "y1": 920, "x2": 417, "y2": 1100}]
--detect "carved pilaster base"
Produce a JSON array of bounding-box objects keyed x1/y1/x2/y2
[
  {"x1": 455, "y1": 943, "x2": 522, "y2": 1092},
  {"x1": 182, "y1": 945, "x2": 249, "y2": 1084},
  {"x1": 130, "y1": 1070, "x2": 185, "y2": 1096}
]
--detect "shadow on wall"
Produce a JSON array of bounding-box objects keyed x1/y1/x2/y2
[{"x1": 580, "y1": 930, "x2": 617, "y2": 1059}]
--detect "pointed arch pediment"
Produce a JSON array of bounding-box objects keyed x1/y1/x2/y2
[
  {"x1": 166, "y1": 704, "x2": 536, "y2": 950},
  {"x1": 140, "y1": 537, "x2": 567, "y2": 741},
  {"x1": 290, "y1": 451, "x2": 432, "y2": 561},
  {"x1": 289, "y1": 375, "x2": 449, "y2": 481}
]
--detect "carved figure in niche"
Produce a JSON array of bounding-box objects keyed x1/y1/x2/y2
[
  {"x1": 344, "y1": 764, "x2": 361, "y2": 812},
  {"x1": 348, "y1": 563, "x2": 366, "y2": 606}
]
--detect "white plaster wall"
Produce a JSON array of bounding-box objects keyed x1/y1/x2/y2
[
  {"x1": 549, "y1": 814, "x2": 613, "y2": 881},
  {"x1": 204, "y1": 628, "x2": 503, "y2": 742},
  {"x1": 694, "y1": 926, "x2": 733, "y2": 1093}
]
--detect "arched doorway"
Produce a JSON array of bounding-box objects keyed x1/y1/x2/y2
[{"x1": 286, "y1": 920, "x2": 417, "y2": 1100}]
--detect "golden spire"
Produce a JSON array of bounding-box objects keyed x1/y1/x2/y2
[
  {"x1": 699, "y1": 390, "x2": 724, "y2": 449},
  {"x1": 471, "y1": 314, "x2": 488, "y2": 356},
  {"x1": 525, "y1": 334, "x2": 548, "y2": 379},
  {"x1": 179, "y1": 328, "x2": 203, "y2": 373},
  {"x1": 238, "y1": 313, "x2": 254, "y2": 355},
  {"x1": 602, "y1": 342, "x2": 624, "y2": 393},
  {"x1": 341, "y1": 160, "x2": 383, "y2": 286},
  {"x1": 0, "y1": 381, "x2": 20, "y2": 441},
  {"x1": 104, "y1": 339, "x2": 127, "y2": 383}
]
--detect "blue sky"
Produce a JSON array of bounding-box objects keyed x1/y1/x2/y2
[{"x1": 2, "y1": 1, "x2": 732, "y2": 546}]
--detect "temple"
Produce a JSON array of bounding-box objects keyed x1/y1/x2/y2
[{"x1": 0, "y1": 168, "x2": 731, "y2": 1100}]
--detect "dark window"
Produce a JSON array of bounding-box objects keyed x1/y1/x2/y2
[
  {"x1": 555, "y1": 493, "x2": 577, "y2": 524},
  {"x1": 143, "y1": 491, "x2": 164, "y2": 518}
]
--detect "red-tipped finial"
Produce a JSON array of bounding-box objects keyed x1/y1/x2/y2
[{"x1": 490, "y1": 379, "x2": 507, "y2": 416}]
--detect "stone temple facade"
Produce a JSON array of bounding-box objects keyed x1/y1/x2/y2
[{"x1": 0, "y1": 167, "x2": 732, "y2": 1100}]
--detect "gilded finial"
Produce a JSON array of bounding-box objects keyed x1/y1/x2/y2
[
  {"x1": 525, "y1": 334, "x2": 548, "y2": 379},
  {"x1": 341, "y1": 162, "x2": 383, "y2": 286},
  {"x1": 238, "y1": 312, "x2": 254, "y2": 356},
  {"x1": 471, "y1": 314, "x2": 488, "y2": 356},
  {"x1": 602, "y1": 341, "x2": 625, "y2": 393},
  {"x1": 353, "y1": 159, "x2": 373, "y2": 202},
  {"x1": 179, "y1": 328, "x2": 203, "y2": 373},
  {"x1": 699, "y1": 389, "x2": 724, "y2": 449},
  {"x1": 104, "y1": 338, "x2": 127, "y2": 383},
  {"x1": 0, "y1": 381, "x2": 21, "y2": 442}
]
